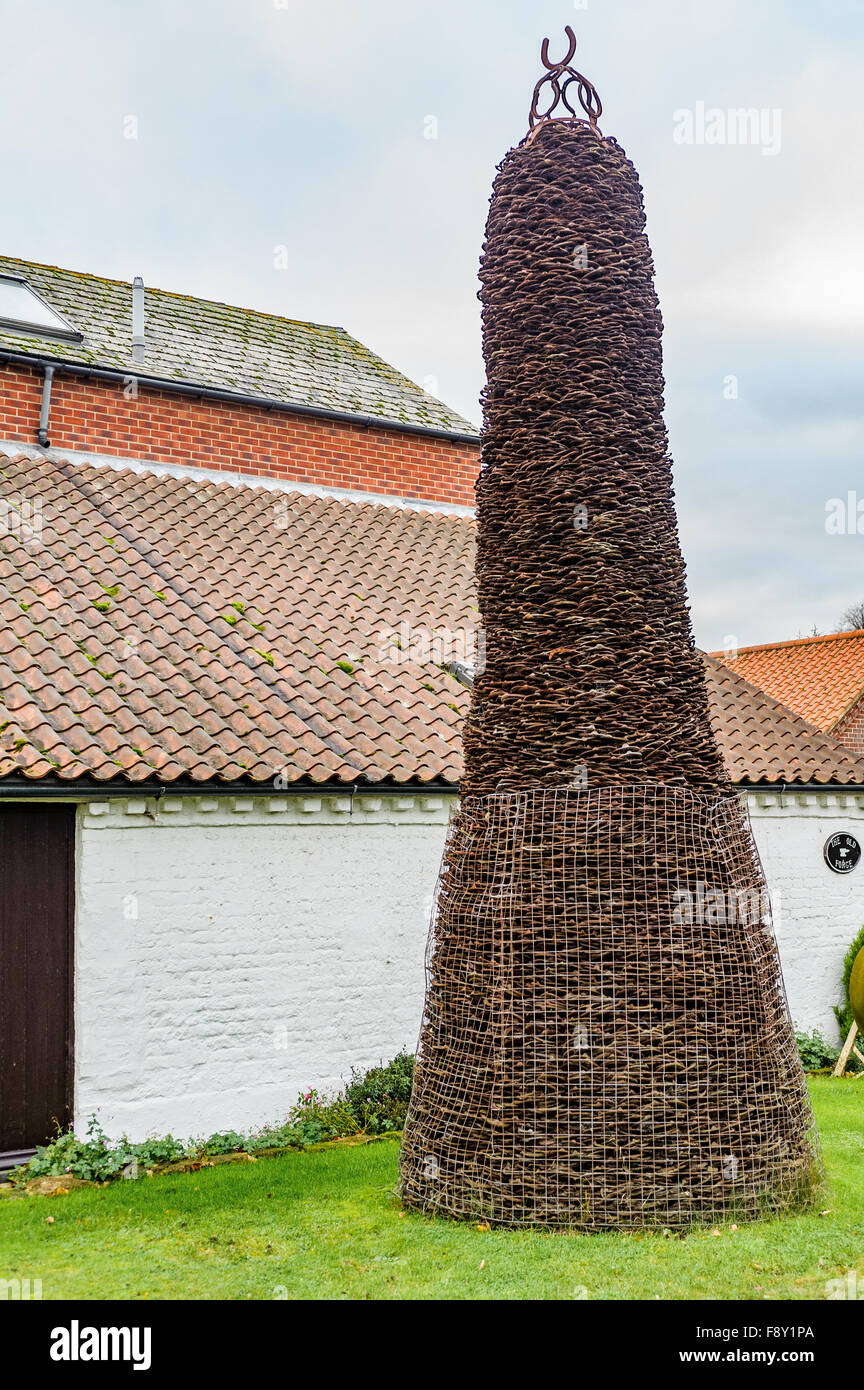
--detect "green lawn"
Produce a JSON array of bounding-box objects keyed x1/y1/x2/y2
[{"x1": 1, "y1": 1077, "x2": 862, "y2": 1300}]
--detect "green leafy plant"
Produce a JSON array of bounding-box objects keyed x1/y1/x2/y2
[
  {"x1": 285, "y1": 1089, "x2": 359, "y2": 1145},
  {"x1": 131, "y1": 1134, "x2": 188, "y2": 1168},
  {"x1": 13, "y1": 1054, "x2": 415, "y2": 1186},
  {"x1": 201, "y1": 1130, "x2": 247, "y2": 1156},
  {"x1": 23, "y1": 1114, "x2": 185, "y2": 1182},
  {"x1": 794, "y1": 1028, "x2": 839, "y2": 1073},
  {"x1": 342, "y1": 1051, "x2": 414, "y2": 1134}
]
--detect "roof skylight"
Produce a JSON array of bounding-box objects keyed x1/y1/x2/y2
[{"x1": 0, "y1": 275, "x2": 82, "y2": 341}]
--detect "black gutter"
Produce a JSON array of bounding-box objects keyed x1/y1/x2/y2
[
  {"x1": 0, "y1": 777, "x2": 458, "y2": 800},
  {"x1": 0, "y1": 776, "x2": 858, "y2": 800},
  {"x1": 739, "y1": 782, "x2": 864, "y2": 794},
  {"x1": 0, "y1": 348, "x2": 480, "y2": 446}
]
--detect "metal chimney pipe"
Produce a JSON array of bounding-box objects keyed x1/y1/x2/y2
[{"x1": 131, "y1": 276, "x2": 145, "y2": 365}]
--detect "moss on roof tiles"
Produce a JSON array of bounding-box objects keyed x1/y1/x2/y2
[{"x1": 0, "y1": 254, "x2": 478, "y2": 436}]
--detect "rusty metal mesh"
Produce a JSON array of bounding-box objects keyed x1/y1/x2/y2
[{"x1": 400, "y1": 785, "x2": 820, "y2": 1229}]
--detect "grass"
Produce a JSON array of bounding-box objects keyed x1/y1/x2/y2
[{"x1": 1, "y1": 1078, "x2": 862, "y2": 1301}]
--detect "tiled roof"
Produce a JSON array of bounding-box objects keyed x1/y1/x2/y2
[
  {"x1": 0, "y1": 451, "x2": 472, "y2": 784},
  {"x1": 702, "y1": 655, "x2": 864, "y2": 786},
  {"x1": 711, "y1": 630, "x2": 864, "y2": 732},
  {"x1": 1, "y1": 449, "x2": 861, "y2": 788},
  {"x1": 0, "y1": 255, "x2": 478, "y2": 438}
]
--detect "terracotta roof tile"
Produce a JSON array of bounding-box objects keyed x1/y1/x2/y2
[
  {"x1": 2, "y1": 449, "x2": 862, "y2": 788},
  {"x1": 0, "y1": 451, "x2": 476, "y2": 783},
  {"x1": 703, "y1": 655, "x2": 864, "y2": 785},
  {"x1": 711, "y1": 629, "x2": 864, "y2": 731}
]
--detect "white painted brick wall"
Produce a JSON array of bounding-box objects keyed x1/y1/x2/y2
[
  {"x1": 72, "y1": 788, "x2": 864, "y2": 1141},
  {"x1": 76, "y1": 795, "x2": 450, "y2": 1141},
  {"x1": 748, "y1": 791, "x2": 864, "y2": 1042}
]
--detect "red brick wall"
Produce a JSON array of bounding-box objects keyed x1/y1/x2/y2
[
  {"x1": 0, "y1": 363, "x2": 479, "y2": 507},
  {"x1": 832, "y1": 697, "x2": 864, "y2": 758}
]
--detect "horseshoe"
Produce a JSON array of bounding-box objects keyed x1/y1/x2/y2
[
  {"x1": 540, "y1": 24, "x2": 578, "y2": 72},
  {"x1": 561, "y1": 74, "x2": 603, "y2": 125}
]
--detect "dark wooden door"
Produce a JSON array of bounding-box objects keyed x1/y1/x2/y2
[{"x1": 0, "y1": 804, "x2": 74, "y2": 1159}]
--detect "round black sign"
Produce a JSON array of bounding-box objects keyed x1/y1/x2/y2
[{"x1": 824, "y1": 832, "x2": 861, "y2": 874}]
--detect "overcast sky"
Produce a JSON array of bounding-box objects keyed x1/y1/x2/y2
[{"x1": 2, "y1": 0, "x2": 863, "y2": 651}]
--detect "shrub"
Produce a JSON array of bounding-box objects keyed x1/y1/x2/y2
[
  {"x1": 343, "y1": 1050, "x2": 414, "y2": 1133},
  {"x1": 795, "y1": 1028, "x2": 839, "y2": 1073},
  {"x1": 284, "y1": 1089, "x2": 360, "y2": 1145},
  {"x1": 835, "y1": 923, "x2": 864, "y2": 1045}
]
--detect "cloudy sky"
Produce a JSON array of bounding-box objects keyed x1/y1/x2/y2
[{"x1": 2, "y1": 0, "x2": 863, "y2": 650}]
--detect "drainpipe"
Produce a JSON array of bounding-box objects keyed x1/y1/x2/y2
[
  {"x1": 132, "y1": 276, "x2": 145, "y2": 365},
  {"x1": 37, "y1": 364, "x2": 55, "y2": 447}
]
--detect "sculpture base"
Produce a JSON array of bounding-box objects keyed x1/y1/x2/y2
[{"x1": 399, "y1": 785, "x2": 821, "y2": 1229}]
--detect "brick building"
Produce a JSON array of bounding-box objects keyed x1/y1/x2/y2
[
  {"x1": 0, "y1": 255, "x2": 479, "y2": 507},
  {"x1": 1, "y1": 257, "x2": 862, "y2": 1163}
]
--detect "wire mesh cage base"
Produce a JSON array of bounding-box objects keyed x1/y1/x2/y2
[{"x1": 399, "y1": 785, "x2": 822, "y2": 1230}]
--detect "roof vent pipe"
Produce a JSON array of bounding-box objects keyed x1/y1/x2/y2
[{"x1": 131, "y1": 276, "x2": 145, "y2": 365}]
